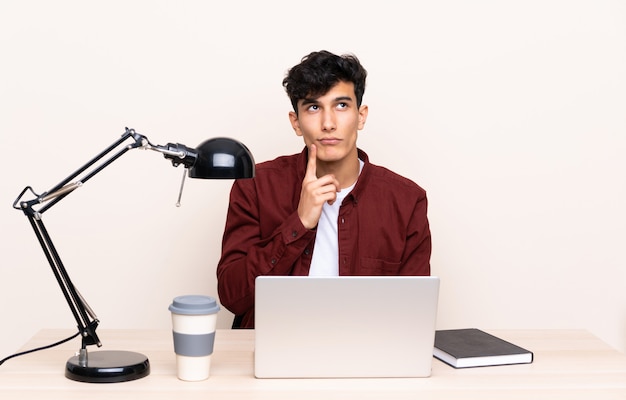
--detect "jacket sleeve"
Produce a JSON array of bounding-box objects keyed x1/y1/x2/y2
[
  {"x1": 216, "y1": 179, "x2": 315, "y2": 317},
  {"x1": 400, "y1": 193, "x2": 431, "y2": 276}
]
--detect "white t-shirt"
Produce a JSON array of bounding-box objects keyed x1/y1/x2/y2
[{"x1": 308, "y1": 160, "x2": 364, "y2": 276}]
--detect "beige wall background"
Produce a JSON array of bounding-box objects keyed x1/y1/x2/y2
[{"x1": 1, "y1": 0, "x2": 624, "y2": 360}]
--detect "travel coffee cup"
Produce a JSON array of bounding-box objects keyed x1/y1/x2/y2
[{"x1": 168, "y1": 295, "x2": 220, "y2": 381}]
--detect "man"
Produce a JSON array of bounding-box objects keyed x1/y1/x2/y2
[{"x1": 217, "y1": 50, "x2": 431, "y2": 328}]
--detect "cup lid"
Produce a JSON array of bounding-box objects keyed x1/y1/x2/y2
[{"x1": 168, "y1": 295, "x2": 221, "y2": 315}]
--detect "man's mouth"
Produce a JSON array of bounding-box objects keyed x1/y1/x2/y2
[{"x1": 318, "y1": 138, "x2": 341, "y2": 145}]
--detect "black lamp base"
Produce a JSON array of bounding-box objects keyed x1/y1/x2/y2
[{"x1": 65, "y1": 350, "x2": 150, "y2": 383}]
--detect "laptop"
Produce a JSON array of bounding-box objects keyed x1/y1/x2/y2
[{"x1": 254, "y1": 275, "x2": 440, "y2": 378}]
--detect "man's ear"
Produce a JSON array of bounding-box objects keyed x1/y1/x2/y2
[
  {"x1": 289, "y1": 111, "x2": 303, "y2": 137},
  {"x1": 358, "y1": 105, "x2": 369, "y2": 130}
]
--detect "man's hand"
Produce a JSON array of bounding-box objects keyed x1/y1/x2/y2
[{"x1": 297, "y1": 144, "x2": 340, "y2": 229}]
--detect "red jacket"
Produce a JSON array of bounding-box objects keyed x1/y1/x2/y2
[{"x1": 217, "y1": 148, "x2": 431, "y2": 328}]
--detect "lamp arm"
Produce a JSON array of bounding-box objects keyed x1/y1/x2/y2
[
  {"x1": 12, "y1": 127, "x2": 178, "y2": 351},
  {"x1": 24, "y1": 211, "x2": 102, "y2": 349},
  {"x1": 15, "y1": 128, "x2": 145, "y2": 215}
]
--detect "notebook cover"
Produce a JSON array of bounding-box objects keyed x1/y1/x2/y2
[{"x1": 434, "y1": 328, "x2": 533, "y2": 368}]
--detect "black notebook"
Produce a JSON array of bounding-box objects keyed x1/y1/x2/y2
[{"x1": 433, "y1": 328, "x2": 533, "y2": 368}]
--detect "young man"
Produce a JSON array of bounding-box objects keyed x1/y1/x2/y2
[{"x1": 217, "y1": 50, "x2": 431, "y2": 328}]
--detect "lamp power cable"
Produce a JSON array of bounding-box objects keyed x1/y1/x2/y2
[{"x1": 0, "y1": 331, "x2": 80, "y2": 366}]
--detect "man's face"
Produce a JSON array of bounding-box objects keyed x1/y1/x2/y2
[{"x1": 289, "y1": 81, "x2": 368, "y2": 166}]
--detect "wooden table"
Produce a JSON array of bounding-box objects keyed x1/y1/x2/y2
[{"x1": 1, "y1": 329, "x2": 625, "y2": 399}]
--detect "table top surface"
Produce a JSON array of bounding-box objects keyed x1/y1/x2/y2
[{"x1": 1, "y1": 329, "x2": 625, "y2": 400}]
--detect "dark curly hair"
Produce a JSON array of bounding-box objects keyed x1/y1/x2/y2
[{"x1": 282, "y1": 50, "x2": 367, "y2": 114}]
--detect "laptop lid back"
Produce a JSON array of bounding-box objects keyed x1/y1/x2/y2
[{"x1": 254, "y1": 276, "x2": 440, "y2": 378}]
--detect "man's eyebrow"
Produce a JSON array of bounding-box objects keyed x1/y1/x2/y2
[
  {"x1": 300, "y1": 97, "x2": 319, "y2": 106},
  {"x1": 301, "y1": 95, "x2": 354, "y2": 106},
  {"x1": 334, "y1": 96, "x2": 354, "y2": 102}
]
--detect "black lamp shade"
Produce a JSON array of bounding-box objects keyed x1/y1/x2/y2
[{"x1": 189, "y1": 138, "x2": 255, "y2": 179}]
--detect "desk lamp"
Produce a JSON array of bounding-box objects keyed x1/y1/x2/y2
[{"x1": 12, "y1": 128, "x2": 255, "y2": 383}]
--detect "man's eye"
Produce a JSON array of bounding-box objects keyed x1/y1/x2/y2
[
  {"x1": 307, "y1": 105, "x2": 319, "y2": 111},
  {"x1": 337, "y1": 103, "x2": 348, "y2": 109}
]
